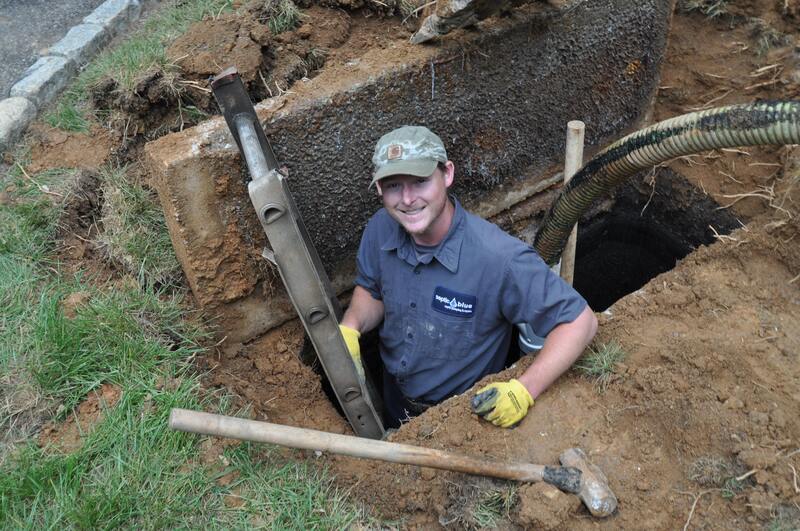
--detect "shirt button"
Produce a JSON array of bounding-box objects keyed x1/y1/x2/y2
[
  {"x1": 407, "y1": 332, "x2": 413, "y2": 339},
  {"x1": 414, "y1": 270, "x2": 420, "y2": 275},
  {"x1": 401, "y1": 361, "x2": 407, "y2": 367},
  {"x1": 410, "y1": 302, "x2": 416, "y2": 308}
]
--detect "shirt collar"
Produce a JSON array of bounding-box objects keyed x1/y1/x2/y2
[{"x1": 381, "y1": 196, "x2": 465, "y2": 273}]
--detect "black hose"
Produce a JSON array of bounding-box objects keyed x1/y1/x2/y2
[{"x1": 533, "y1": 101, "x2": 800, "y2": 265}]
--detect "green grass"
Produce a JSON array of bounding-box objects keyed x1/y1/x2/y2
[
  {"x1": 45, "y1": 99, "x2": 90, "y2": 133},
  {"x1": 260, "y1": 0, "x2": 302, "y2": 34},
  {"x1": 575, "y1": 341, "x2": 626, "y2": 392},
  {"x1": 0, "y1": 155, "x2": 375, "y2": 527},
  {"x1": 46, "y1": 0, "x2": 235, "y2": 131},
  {"x1": 98, "y1": 166, "x2": 182, "y2": 290},
  {"x1": 270, "y1": 0, "x2": 301, "y2": 35}
]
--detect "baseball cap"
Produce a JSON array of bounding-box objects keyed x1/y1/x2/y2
[{"x1": 371, "y1": 126, "x2": 448, "y2": 186}]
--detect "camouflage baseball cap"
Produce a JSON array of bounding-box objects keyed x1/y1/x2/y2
[{"x1": 371, "y1": 126, "x2": 448, "y2": 186}]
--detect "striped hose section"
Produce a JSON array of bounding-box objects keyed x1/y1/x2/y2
[{"x1": 533, "y1": 101, "x2": 800, "y2": 265}]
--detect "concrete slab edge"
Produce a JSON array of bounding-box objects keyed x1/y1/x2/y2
[
  {"x1": 0, "y1": 0, "x2": 148, "y2": 154},
  {"x1": 0, "y1": 97, "x2": 37, "y2": 153}
]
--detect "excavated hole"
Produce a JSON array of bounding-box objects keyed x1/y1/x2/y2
[
  {"x1": 307, "y1": 168, "x2": 742, "y2": 422},
  {"x1": 574, "y1": 167, "x2": 741, "y2": 311}
]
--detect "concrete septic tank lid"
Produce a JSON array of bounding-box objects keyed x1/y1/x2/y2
[{"x1": 146, "y1": 0, "x2": 674, "y2": 343}]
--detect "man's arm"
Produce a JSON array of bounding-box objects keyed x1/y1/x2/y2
[
  {"x1": 341, "y1": 285, "x2": 385, "y2": 334},
  {"x1": 517, "y1": 305, "x2": 598, "y2": 399},
  {"x1": 471, "y1": 305, "x2": 597, "y2": 428}
]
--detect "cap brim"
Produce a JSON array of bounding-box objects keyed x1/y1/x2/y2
[{"x1": 371, "y1": 159, "x2": 438, "y2": 186}]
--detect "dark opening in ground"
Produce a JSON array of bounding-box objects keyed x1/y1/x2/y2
[{"x1": 573, "y1": 167, "x2": 741, "y2": 311}]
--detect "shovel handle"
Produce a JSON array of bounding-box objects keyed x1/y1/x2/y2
[{"x1": 169, "y1": 408, "x2": 574, "y2": 487}]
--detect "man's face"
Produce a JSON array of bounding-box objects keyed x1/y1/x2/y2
[{"x1": 376, "y1": 161, "x2": 454, "y2": 246}]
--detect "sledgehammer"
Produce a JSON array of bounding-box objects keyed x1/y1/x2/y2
[{"x1": 168, "y1": 408, "x2": 617, "y2": 517}]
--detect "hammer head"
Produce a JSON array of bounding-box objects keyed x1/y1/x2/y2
[{"x1": 559, "y1": 448, "x2": 618, "y2": 517}]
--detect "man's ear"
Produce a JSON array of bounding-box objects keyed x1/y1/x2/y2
[{"x1": 443, "y1": 161, "x2": 455, "y2": 188}]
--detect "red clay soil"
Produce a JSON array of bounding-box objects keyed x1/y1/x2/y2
[
  {"x1": 38, "y1": 384, "x2": 122, "y2": 453},
  {"x1": 195, "y1": 2, "x2": 800, "y2": 528},
  {"x1": 22, "y1": 0, "x2": 800, "y2": 528}
]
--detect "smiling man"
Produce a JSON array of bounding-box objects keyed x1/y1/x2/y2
[{"x1": 339, "y1": 125, "x2": 597, "y2": 429}]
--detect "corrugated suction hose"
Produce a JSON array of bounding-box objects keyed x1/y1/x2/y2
[{"x1": 533, "y1": 101, "x2": 800, "y2": 265}]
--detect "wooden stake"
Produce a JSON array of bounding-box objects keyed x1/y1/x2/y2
[{"x1": 560, "y1": 120, "x2": 585, "y2": 285}]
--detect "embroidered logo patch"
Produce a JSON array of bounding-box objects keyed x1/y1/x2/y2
[
  {"x1": 431, "y1": 286, "x2": 477, "y2": 318},
  {"x1": 387, "y1": 144, "x2": 403, "y2": 160}
]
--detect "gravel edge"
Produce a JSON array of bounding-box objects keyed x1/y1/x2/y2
[{"x1": 0, "y1": 0, "x2": 148, "y2": 153}]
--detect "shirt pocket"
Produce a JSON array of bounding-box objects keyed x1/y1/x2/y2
[{"x1": 419, "y1": 313, "x2": 474, "y2": 360}]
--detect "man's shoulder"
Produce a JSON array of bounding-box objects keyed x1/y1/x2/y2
[{"x1": 462, "y1": 209, "x2": 528, "y2": 254}]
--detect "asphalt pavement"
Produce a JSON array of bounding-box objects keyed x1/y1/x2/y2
[{"x1": 0, "y1": 0, "x2": 107, "y2": 98}]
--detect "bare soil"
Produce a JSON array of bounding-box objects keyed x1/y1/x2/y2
[
  {"x1": 21, "y1": 1, "x2": 800, "y2": 529},
  {"x1": 38, "y1": 383, "x2": 122, "y2": 453}
]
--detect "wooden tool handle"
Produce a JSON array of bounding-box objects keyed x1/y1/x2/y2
[{"x1": 169, "y1": 408, "x2": 546, "y2": 482}]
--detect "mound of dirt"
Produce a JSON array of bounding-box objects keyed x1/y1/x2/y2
[{"x1": 26, "y1": 124, "x2": 115, "y2": 174}]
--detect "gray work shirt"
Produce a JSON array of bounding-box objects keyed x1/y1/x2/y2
[{"x1": 355, "y1": 197, "x2": 587, "y2": 403}]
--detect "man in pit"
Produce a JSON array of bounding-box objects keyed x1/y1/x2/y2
[{"x1": 339, "y1": 125, "x2": 597, "y2": 429}]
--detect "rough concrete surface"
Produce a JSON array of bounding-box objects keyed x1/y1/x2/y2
[
  {"x1": 49, "y1": 23, "x2": 110, "y2": 65},
  {"x1": 83, "y1": 0, "x2": 141, "y2": 35},
  {"x1": 9, "y1": 56, "x2": 77, "y2": 109},
  {"x1": 147, "y1": 0, "x2": 674, "y2": 342},
  {"x1": 0, "y1": 97, "x2": 37, "y2": 152}
]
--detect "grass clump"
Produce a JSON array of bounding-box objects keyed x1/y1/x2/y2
[
  {"x1": 260, "y1": 0, "x2": 301, "y2": 34},
  {"x1": 470, "y1": 487, "x2": 517, "y2": 528},
  {"x1": 575, "y1": 341, "x2": 626, "y2": 391},
  {"x1": 97, "y1": 166, "x2": 181, "y2": 289},
  {"x1": 45, "y1": 98, "x2": 89, "y2": 133},
  {"x1": 678, "y1": 0, "x2": 729, "y2": 18},
  {"x1": 747, "y1": 18, "x2": 791, "y2": 56},
  {"x1": 688, "y1": 456, "x2": 738, "y2": 487},
  {"x1": 768, "y1": 504, "x2": 800, "y2": 531}
]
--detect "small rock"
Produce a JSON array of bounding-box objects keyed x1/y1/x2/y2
[
  {"x1": 420, "y1": 468, "x2": 436, "y2": 480},
  {"x1": 297, "y1": 24, "x2": 312, "y2": 39},
  {"x1": 769, "y1": 409, "x2": 786, "y2": 429},
  {"x1": 748, "y1": 411, "x2": 769, "y2": 426},
  {"x1": 515, "y1": 483, "x2": 581, "y2": 530},
  {"x1": 724, "y1": 397, "x2": 744, "y2": 410},
  {"x1": 738, "y1": 449, "x2": 777, "y2": 470}
]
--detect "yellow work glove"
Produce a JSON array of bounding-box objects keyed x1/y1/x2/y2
[
  {"x1": 339, "y1": 325, "x2": 365, "y2": 381},
  {"x1": 470, "y1": 379, "x2": 534, "y2": 428}
]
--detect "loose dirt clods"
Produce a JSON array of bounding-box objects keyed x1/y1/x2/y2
[{"x1": 5, "y1": 0, "x2": 800, "y2": 528}]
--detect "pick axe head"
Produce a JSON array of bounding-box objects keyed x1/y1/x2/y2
[{"x1": 559, "y1": 448, "x2": 618, "y2": 517}]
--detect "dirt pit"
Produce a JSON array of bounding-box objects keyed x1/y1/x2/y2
[{"x1": 22, "y1": 0, "x2": 800, "y2": 528}]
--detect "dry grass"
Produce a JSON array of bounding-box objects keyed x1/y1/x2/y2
[
  {"x1": 678, "y1": 0, "x2": 730, "y2": 18},
  {"x1": 0, "y1": 366, "x2": 54, "y2": 466}
]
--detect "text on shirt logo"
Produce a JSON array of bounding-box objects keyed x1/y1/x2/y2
[{"x1": 431, "y1": 286, "x2": 477, "y2": 318}]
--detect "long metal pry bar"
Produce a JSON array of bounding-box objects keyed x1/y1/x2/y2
[{"x1": 210, "y1": 67, "x2": 385, "y2": 439}]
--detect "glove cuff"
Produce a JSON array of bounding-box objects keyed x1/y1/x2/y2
[
  {"x1": 339, "y1": 324, "x2": 361, "y2": 340},
  {"x1": 510, "y1": 379, "x2": 534, "y2": 407}
]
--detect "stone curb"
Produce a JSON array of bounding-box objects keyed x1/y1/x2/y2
[{"x1": 0, "y1": 0, "x2": 145, "y2": 153}]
